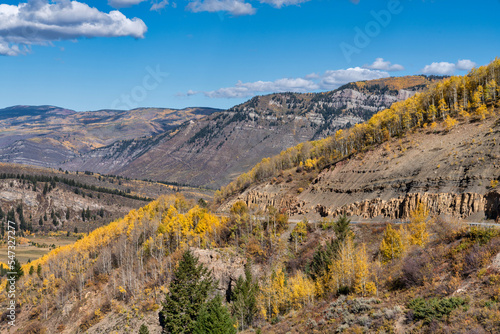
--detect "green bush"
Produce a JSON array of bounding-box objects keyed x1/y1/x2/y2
[
  {"x1": 467, "y1": 227, "x2": 500, "y2": 245},
  {"x1": 407, "y1": 297, "x2": 467, "y2": 324}
]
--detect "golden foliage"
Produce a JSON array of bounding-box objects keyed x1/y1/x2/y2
[
  {"x1": 217, "y1": 58, "x2": 500, "y2": 203},
  {"x1": 380, "y1": 224, "x2": 408, "y2": 263},
  {"x1": 408, "y1": 203, "x2": 430, "y2": 246}
]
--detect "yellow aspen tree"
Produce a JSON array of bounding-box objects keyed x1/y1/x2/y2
[
  {"x1": 291, "y1": 221, "x2": 308, "y2": 252},
  {"x1": 331, "y1": 236, "x2": 355, "y2": 291},
  {"x1": 354, "y1": 243, "x2": 374, "y2": 296},
  {"x1": 380, "y1": 224, "x2": 406, "y2": 263},
  {"x1": 444, "y1": 115, "x2": 458, "y2": 131},
  {"x1": 438, "y1": 98, "x2": 450, "y2": 119},
  {"x1": 408, "y1": 203, "x2": 430, "y2": 246},
  {"x1": 288, "y1": 271, "x2": 315, "y2": 309},
  {"x1": 427, "y1": 104, "x2": 437, "y2": 122}
]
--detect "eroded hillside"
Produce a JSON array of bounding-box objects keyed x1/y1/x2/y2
[
  {"x1": 63, "y1": 76, "x2": 436, "y2": 188},
  {"x1": 0, "y1": 106, "x2": 218, "y2": 168},
  {"x1": 224, "y1": 116, "x2": 500, "y2": 221},
  {"x1": 220, "y1": 61, "x2": 500, "y2": 223}
]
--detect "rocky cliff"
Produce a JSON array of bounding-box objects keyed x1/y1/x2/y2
[{"x1": 224, "y1": 115, "x2": 500, "y2": 222}]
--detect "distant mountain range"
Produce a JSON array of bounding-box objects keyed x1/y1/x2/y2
[
  {"x1": 0, "y1": 106, "x2": 219, "y2": 169},
  {"x1": 0, "y1": 75, "x2": 442, "y2": 188}
]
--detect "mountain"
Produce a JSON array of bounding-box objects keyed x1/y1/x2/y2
[
  {"x1": 61, "y1": 75, "x2": 440, "y2": 188},
  {"x1": 218, "y1": 61, "x2": 500, "y2": 223},
  {"x1": 2, "y1": 61, "x2": 499, "y2": 334},
  {"x1": 0, "y1": 106, "x2": 220, "y2": 168},
  {"x1": 0, "y1": 105, "x2": 75, "y2": 120}
]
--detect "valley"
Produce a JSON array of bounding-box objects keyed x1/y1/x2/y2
[{"x1": 0, "y1": 60, "x2": 499, "y2": 334}]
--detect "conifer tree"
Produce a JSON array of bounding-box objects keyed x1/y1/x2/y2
[
  {"x1": 231, "y1": 263, "x2": 258, "y2": 330},
  {"x1": 193, "y1": 295, "x2": 236, "y2": 334},
  {"x1": 11, "y1": 259, "x2": 24, "y2": 282},
  {"x1": 139, "y1": 324, "x2": 150, "y2": 334},
  {"x1": 160, "y1": 249, "x2": 215, "y2": 334}
]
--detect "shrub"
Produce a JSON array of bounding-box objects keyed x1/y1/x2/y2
[
  {"x1": 468, "y1": 227, "x2": 500, "y2": 245},
  {"x1": 399, "y1": 249, "x2": 433, "y2": 288},
  {"x1": 407, "y1": 297, "x2": 467, "y2": 324}
]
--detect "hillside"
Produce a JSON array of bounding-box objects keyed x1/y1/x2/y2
[
  {"x1": 62, "y1": 76, "x2": 438, "y2": 188},
  {"x1": 0, "y1": 163, "x2": 213, "y2": 238},
  {"x1": 0, "y1": 62, "x2": 499, "y2": 333},
  {"x1": 218, "y1": 60, "x2": 500, "y2": 224},
  {"x1": 222, "y1": 115, "x2": 500, "y2": 222},
  {"x1": 0, "y1": 106, "x2": 219, "y2": 168}
]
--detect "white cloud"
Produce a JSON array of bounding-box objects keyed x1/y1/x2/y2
[
  {"x1": 108, "y1": 0, "x2": 147, "y2": 8},
  {"x1": 456, "y1": 59, "x2": 477, "y2": 71},
  {"x1": 320, "y1": 67, "x2": 389, "y2": 89},
  {"x1": 150, "y1": 0, "x2": 169, "y2": 11},
  {"x1": 422, "y1": 59, "x2": 477, "y2": 75},
  {"x1": 187, "y1": 0, "x2": 256, "y2": 15},
  {"x1": 421, "y1": 62, "x2": 456, "y2": 75},
  {"x1": 305, "y1": 72, "x2": 320, "y2": 79},
  {"x1": 0, "y1": 0, "x2": 147, "y2": 56},
  {"x1": 190, "y1": 67, "x2": 390, "y2": 99},
  {"x1": 259, "y1": 0, "x2": 310, "y2": 9},
  {"x1": 205, "y1": 78, "x2": 319, "y2": 98},
  {"x1": 363, "y1": 58, "x2": 404, "y2": 72}
]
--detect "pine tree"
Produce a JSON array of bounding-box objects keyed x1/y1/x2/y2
[
  {"x1": 231, "y1": 263, "x2": 258, "y2": 330},
  {"x1": 138, "y1": 324, "x2": 150, "y2": 334},
  {"x1": 160, "y1": 249, "x2": 215, "y2": 334},
  {"x1": 307, "y1": 241, "x2": 334, "y2": 281},
  {"x1": 29, "y1": 265, "x2": 34, "y2": 276},
  {"x1": 37, "y1": 263, "x2": 42, "y2": 279},
  {"x1": 11, "y1": 259, "x2": 24, "y2": 282},
  {"x1": 193, "y1": 295, "x2": 236, "y2": 334},
  {"x1": 332, "y1": 215, "x2": 352, "y2": 256},
  {"x1": 307, "y1": 215, "x2": 351, "y2": 281}
]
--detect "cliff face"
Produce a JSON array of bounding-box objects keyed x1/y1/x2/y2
[{"x1": 224, "y1": 115, "x2": 500, "y2": 221}]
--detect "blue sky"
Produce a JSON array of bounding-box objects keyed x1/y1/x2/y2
[{"x1": 0, "y1": 0, "x2": 499, "y2": 111}]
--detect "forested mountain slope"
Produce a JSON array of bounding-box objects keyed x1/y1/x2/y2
[
  {"x1": 219, "y1": 59, "x2": 500, "y2": 223},
  {"x1": 63, "y1": 76, "x2": 436, "y2": 188}
]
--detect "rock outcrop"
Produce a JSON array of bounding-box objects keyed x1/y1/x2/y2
[
  {"x1": 192, "y1": 249, "x2": 247, "y2": 297},
  {"x1": 224, "y1": 116, "x2": 500, "y2": 222},
  {"x1": 316, "y1": 192, "x2": 489, "y2": 220}
]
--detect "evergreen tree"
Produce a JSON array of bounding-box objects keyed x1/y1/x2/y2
[
  {"x1": 193, "y1": 295, "x2": 236, "y2": 334},
  {"x1": 138, "y1": 324, "x2": 150, "y2": 334},
  {"x1": 160, "y1": 249, "x2": 215, "y2": 334},
  {"x1": 11, "y1": 259, "x2": 24, "y2": 282},
  {"x1": 331, "y1": 215, "x2": 352, "y2": 256},
  {"x1": 230, "y1": 263, "x2": 258, "y2": 330},
  {"x1": 37, "y1": 263, "x2": 42, "y2": 279},
  {"x1": 307, "y1": 215, "x2": 351, "y2": 280},
  {"x1": 307, "y1": 242, "x2": 334, "y2": 280},
  {"x1": 29, "y1": 265, "x2": 34, "y2": 276}
]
